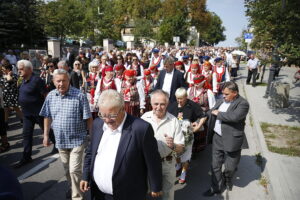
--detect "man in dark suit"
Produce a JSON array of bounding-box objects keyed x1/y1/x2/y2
[
  {"x1": 80, "y1": 89, "x2": 162, "y2": 200},
  {"x1": 154, "y1": 56, "x2": 187, "y2": 103},
  {"x1": 66, "y1": 47, "x2": 75, "y2": 68},
  {"x1": 204, "y1": 81, "x2": 249, "y2": 196}
]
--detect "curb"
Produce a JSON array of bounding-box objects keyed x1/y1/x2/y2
[{"x1": 241, "y1": 82, "x2": 276, "y2": 200}]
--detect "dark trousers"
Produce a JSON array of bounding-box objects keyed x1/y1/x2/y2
[
  {"x1": 211, "y1": 134, "x2": 241, "y2": 192},
  {"x1": 22, "y1": 115, "x2": 55, "y2": 160},
  {"x1": 246, "y1": 68, "x2": 258, "y2": 86},
  {"x1": 0, "y1": 108, "x2": 7, "y2": 137},
  {"x1": 91, "y1": 180, "x2": 114, "y2": 200}
]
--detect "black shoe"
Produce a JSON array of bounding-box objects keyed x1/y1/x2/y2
[
  {"x1": 66, "y1": 188, "x2": 72, "y2": 199},
  {"x1": 202, "y1": 188, "x2": 220, "y2": 197},
  {"x1": 5, "y1": 122, "x2": 9, "y2": 130},
  {"x1": 246, "y1": 82, "x2": 250, "y2": 85},
  {"x1": 225, "y1": 179, "x2": 233, "y2": 191},
  {"x1": 14, "y1": 158, "x2": 33, "y2": 168},
  {"x1": 50, "y1": 146, "x2": 58, "y2": 154}
]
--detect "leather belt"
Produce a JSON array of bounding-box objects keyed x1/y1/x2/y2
[{"x1": 161, "y1": 155, "x2": 173, "y2": 162}]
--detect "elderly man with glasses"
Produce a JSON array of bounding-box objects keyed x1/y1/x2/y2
[
  {"x1": 40, "y1": 69, "x2": 93, "y2": 200},
  {"x1": 80, "y1": 89, "x2": 162, "y2": 200}
]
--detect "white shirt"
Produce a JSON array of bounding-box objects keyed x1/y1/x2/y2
[
  {"x1": 212, "y1": 66, "x2": 231, "y2": 93},
  {"x1": 93, "y1": 113, "x2": 127, "y2": 195},
  {"x1": 247, "y1": 58, "x2": 260, "y2": 69},
  {"x1": 141, "y1": 111, "x2": 184, "y2": 158},
  {"x1": 214, "y1": 101, "x2": 231, "y2": 136},
  {"x1": 162, "y1": 69, "x2": 174, "y2": 97}
]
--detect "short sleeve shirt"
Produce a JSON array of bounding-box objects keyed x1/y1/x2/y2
[
  {"x1": 141, "y1": 111, "x2": 184, "y2": 158},
  {"x1": 39, "y1": 87, "x2": 91, "y2": 149}
]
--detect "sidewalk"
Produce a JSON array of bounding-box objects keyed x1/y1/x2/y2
[{"x1": 240, "y1": 64, "x2": 300, "y2": 200}]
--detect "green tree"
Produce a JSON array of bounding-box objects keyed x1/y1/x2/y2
[
  {"x1": 201, "y1": 12, "x2": 226, "y2": 45},
  {"x1": 235, "y1": 29, "x2": 248, "y2": 50},
  {"x1": 40, "y1": 0, "x2": 85, "y2": 41},
  {"x1": 156, "y1": 0, "x2": 189, "y2": 43},
  {"x1": 245, "y1": 0, "x2": 300, "y2": 66},
  {"x1": 0, "y1": 0, "x2": 45, "y2": 49}
]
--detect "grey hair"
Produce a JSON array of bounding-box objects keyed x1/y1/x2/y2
[
  {"x1": 222, "y1": 81, "x2": 239, "y2": 93},
  {"x1": 151, "y1": 89, "x2": 169, "y2": 105},
  {"x1": 163, "y1": 56, "x2": 175, "y2": 65},
  {"x1": 88, "y1": 60, "x2": 99, "y2": 71},
  {"x1": 17, "y1": 60, "x2": 33, "y2": 70},
  {"x1": 175, "y1": 87, "x2": 187, "y2": 98},
  {"x1": 98, "y1": 89, "x2": 124, "y2": 109},
  {"x1": 53, "y1": 69, "x2": 70, "y2": 80},
  {"x1": 57, "y1": 60, "x2": 68, "y2": 68}
]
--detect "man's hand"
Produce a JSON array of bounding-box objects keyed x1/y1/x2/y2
[
  {"x1": 80, "y1": 180, "x2": 90, "y2": 193},
  {"x1": 151, "y1": 191, "x2": 162, "y2": 198},
  {"x1": 211, "y1": 110, "x2": 219, "y2": 116},
  {"x1": 164, "y1": 134, "x2": 174, "y2": 149},
  {"x1": 140, "y1": 109, "x2": 144, "y2": 115},
  {"x1": 43, "y1": 135, "x2": 51, "y2": 147}
]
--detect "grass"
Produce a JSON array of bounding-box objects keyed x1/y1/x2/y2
[
  {"x1": 249, "y1": 115, "x2": 254, "y2": 127},
  {"x1": 256, "y1": 82, "x2": 268, "y2": 86},
  {"x1": 259, "y1": 176, "x2": 269, "y2": 193},
  {"x1": 268, "y1": 146, "x2": 300, "y2": 157},
  {"x1": 260, "y1": 122, "x2": 300, "y2": 157}
]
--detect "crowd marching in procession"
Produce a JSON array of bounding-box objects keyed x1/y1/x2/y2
[{"x1": 0, "y1": 46, "x2": 251, "y2": 200}]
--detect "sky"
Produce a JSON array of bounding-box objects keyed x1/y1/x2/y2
[{"x1": 206, "y1": 0, "x2": 249, "y2": 47}]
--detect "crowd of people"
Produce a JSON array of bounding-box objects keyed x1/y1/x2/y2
[{"x1": 0, "y1": 46, "x2": 250, "y2": 200}]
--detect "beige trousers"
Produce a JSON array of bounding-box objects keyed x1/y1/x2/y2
[
  {"x1": 59, "y1": 142, "x2": 86, "y2": 200},
  {"x1": 162, "y1": 160, "x2": 176, "y2": 200}
]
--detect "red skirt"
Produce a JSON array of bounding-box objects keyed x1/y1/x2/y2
[
  {"x1": 144, "y1": 96, "x2": 152, "y2": 112},
  {"x1": 192, "y1": 124, "x2": 207, "y2": 153},
  {"x1": 125, "y1": 102, "x2": 140, "y2": 117}
]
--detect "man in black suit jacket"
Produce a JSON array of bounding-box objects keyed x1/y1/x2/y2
[
  {"x1": 154, "y1": 57, "x2": 187, "y2": 103},
  {"x1": 204, "y1": 81, "x2": 249, "y2": 196},
  {"x1": 80, "y1": 89, "x2": 162, "y2": 200}
]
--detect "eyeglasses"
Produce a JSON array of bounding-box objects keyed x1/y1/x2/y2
[{"x1": 98, "y1": 109, "x2": 122, "y2": 120}]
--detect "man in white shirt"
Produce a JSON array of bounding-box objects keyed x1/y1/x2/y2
[
  {"x1": 80, "y1": 89, "x2": 162, "y2": 200},
  {"x1": 246, "y1": 54, "x2": 260, "y2": 87},
  {"x1": 154, "y1": 57, "x2": 187, "y2": 103},
  {"x1": 204, "y1": 82, "x2": 249, "y2": 196},
  {"x1": 141, "y1": 90, "x2": 185, "y2": 200}
]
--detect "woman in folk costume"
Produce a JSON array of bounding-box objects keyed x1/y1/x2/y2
[
  {"x1": 174, "y1": 61, "x2": 185, "y2": 74},
  {"x1": 128, "y1": 55, "x2": 144, "y2": 81},
  {"x1": 212, "y1": 57, "x2": 230, "y2": 99},
  {"x1": 185, "y1": 63, "x2": 201, "y2": 87},
  {"x1": 149, "y1": 65, "x2": 159, "y2": 88},
  {"x1": 149, "y1": 48, "x2": 163, "y2": 70},
  {"x1": 94, "y1": 66, "x2": 121, "y2": 109},
  {"x1": 114, "y1": 64, "x2": 125, "y2": 81},
  {"x1": 99, "y1": 54, "x2": 110, "y2": 78},
  {"x1": 201, "y1": 61, "x2": 213, "y2": 90},
  {"x1": 140, "y1": 69, "x2": 154, "y2": 113},
  {"x1": 86, "y1": 60, "x2": 101, "y2": 117},
  {"x1": 187, "y1": 75, "x2": 216, "y2": 152},
  {"x1": 121, "y1": 69, "x2": 145, "y2": 117}
]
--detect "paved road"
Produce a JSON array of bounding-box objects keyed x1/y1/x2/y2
[{"x1": 0, "y1": 64, "x2": 269, "y2": 200}]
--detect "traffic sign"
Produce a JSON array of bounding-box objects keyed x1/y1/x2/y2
[{"x1": 244, "y1": 33, "x2": 253, "y2": 39}]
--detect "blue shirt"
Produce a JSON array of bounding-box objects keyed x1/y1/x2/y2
[
  {"x1": 39, "y1": 87, "x2": 92, "y2": 149},
  {"x1": 18, "y1": 74, "x2": 46, "y2": 116}
]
